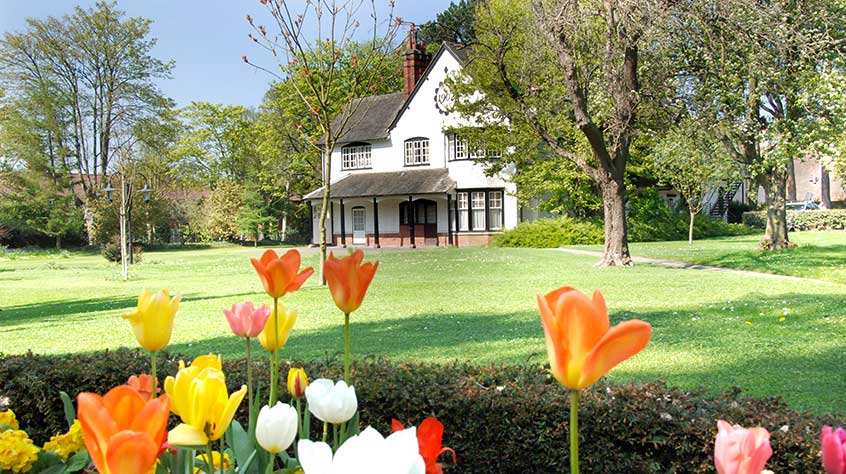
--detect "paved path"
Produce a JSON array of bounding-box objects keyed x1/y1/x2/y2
[{"x1": 553, "y1": 247, "x2": 820, "y2": 283}]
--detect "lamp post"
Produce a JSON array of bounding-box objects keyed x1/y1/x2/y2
[{"x1": 101, "y1": 172, "x2": 153, "y2": 281}]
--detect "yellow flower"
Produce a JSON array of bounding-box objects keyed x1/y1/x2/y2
[
  {"x1": 164, "y1": 356, "x2": 247, "y2": 446},
  {"x1": 258, "y1": 304, "x2": 298, "y2": 352},
  {"x1": 0, "y1": 409, "x2": 19, "y2": 430},
  {"x1": 42, "y1": 420, "x2": 84, "y2": 459},
  {"x1": 0, "y1": 429, "x2": 39, "y2": 473},
  {"x1": 287, "y1": 367, "x2": 309, "y2": 399},
  {"x1": 194, "y1": 451, "x2": 231, "y2": 473},
  {"x1": 121, "y1": 288, "x2": 181, "y2": 351}
]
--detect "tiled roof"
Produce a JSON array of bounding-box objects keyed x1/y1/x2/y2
[
  {"x1": 320, "y1": 92, "x2": 406, "y2": 145},
  {"x1": 303, "y1": 168, "x2": 456, "y2": 199}
]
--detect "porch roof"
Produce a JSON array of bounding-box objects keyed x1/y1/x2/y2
[{"x1": 303, "y1": 168, "x2": 456, "y2": 200}]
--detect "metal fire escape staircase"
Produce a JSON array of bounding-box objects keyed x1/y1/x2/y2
[{"x1": 706, "y1": 182, "x2": 743, "y2": 219}]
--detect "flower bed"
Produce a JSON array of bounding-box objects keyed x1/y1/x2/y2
[{"x1": 0, "y1": 350, "x2": 842, "y2": 473}]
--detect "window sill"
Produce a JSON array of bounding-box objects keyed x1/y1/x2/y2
[
  {"x1": 403, "y1": 163, "x2": 431, "y2": 167},
  {"x1": 341, "y1": 167, "x2": 372, "y2": 171}
]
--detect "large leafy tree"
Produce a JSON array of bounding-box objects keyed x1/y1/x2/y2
[
  {"x1": 672, "y1": 0, "x2": 846, "y2": 250},
  {"x1": 418, "y1": 0, "x2": 479, "y2": 49},
  {"x1": 450, "y1": 0, "x2": 673, "y2": 266}
]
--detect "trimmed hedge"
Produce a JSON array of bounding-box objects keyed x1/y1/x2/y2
[
  {"x1": 743, "y1": 209, "x2": 846, "y2": 231},
  {"x1": 0, "y1": 349, "x2": 842, "y2": 473},
  {"x1": 493, "y1": 217, "x2": 604, "y2": 247}
]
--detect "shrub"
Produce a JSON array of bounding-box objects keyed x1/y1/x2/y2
[
  {"x1": 494, "y1": 216, "x2": 604, "y2": 247},
  {"x1": 743, "y1": 209, "x2": 846, "y2": 231},
  {"x1": 0, "y1": 350, "x2": 840, "y2": 473},
  {"x1": 101, "y1": 236, "x2": 143, "y2": 263}
]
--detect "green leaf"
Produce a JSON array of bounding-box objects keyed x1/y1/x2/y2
[
  {"x1": 59, "y1": 391, "x2": 76, "y2": 428},
  {"x1": 64, "y1": 450, "x2": 90, "y2": 473},
  {"x1": 229, "y1": 419, "x2": 257, "y2": 472},
  {"x1": 30, "y1": 450, "x2": 62, "y2": 473}
]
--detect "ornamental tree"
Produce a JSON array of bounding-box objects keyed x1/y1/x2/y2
[{"x1": 245, "y1": 1, "x2": 401, "y2": 283}]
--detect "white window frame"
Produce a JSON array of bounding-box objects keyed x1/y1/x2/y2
[
  {"x1": 341, "y1": 143, "x2": 372, "y2": 170},
  {"x1": 488, "y1": 190, "x2": 503, "y2": 230},
  {"x1": 457, "y1": 192, "x2": 469, "y2": 231},
  {"x1": 471, "y1": 191, "x2": 486, "y2": 230},
  {"x1": 404, "y1": 138, "x2": 430, "y2": 166}
]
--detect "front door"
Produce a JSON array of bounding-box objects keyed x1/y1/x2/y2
[{"x1": 352, "y1": 207, "x2": 366, "y2": 245}]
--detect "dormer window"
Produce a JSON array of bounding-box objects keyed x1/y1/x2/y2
[
  {"x1": 341, "y1": 142, "x2": 372, "y2": 170},
  {"x1": 404, "y1": 137, "x2": 430, "y2": 166}
]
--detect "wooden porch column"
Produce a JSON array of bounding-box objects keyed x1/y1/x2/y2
[
  {"x1": 330, "y1": 202, "x2": 336, "y2": 245},
  {"x1": 373, "y1": 197, "x2": 380, "y2": 248},
  {"x1": 446, "y1": 193, "x2": 453, "y2": 246},
  {"x1": 408, "y1": 195, "x2": 416, "y2": 249},
  {"x1": 339, "y1": 198, "x2": 346, "y2": 247},
  {"x1": 308, "y1": 201, "x2": 314, "y2": 244}
]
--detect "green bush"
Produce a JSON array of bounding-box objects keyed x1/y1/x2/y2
[
  {"x1": 743, "y1": 209, "x2": 846, "y2": 231},
  {"x1": 101, "y1": 235, "x2": 143, "y2": 263},
  {"x1": 0, "y1": 349, "x2": 840, "y2": 473},
  {"x1": 494, "y1": 216, "x2": 604, "y2": 247}
]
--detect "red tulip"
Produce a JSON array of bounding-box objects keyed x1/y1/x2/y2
[
  {"x1": 822, "y1": 426, "x2": 846, "y2": 474},
  {"x1": 392, "y1": 417, "x2": 456, "y2": 474},
  {"x1": 251, "y1": 249, "x2": 314, "y2": 299},
  {"x1": 223, "y1": 301, "x2": 270, "y2": 338},
  {"x1": 323, "y1": 250, "x2": 378, "y2": 314},
  {"x1": 714, "y1": 420, "x2": 772, "y2": 474},
  {"x1": 77, "y1": 385, "x2": 170, "y2": 474},
  {"x1": 538, "y1": 286, "x2": 652, "y2": 390}
]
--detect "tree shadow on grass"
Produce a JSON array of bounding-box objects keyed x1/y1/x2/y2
[
  {"x1": 162, "y1": 290, "x2": 846, "y2": 413},
  {"x1": 0, "y1": 292, "x2": 258, "y2": 327}
]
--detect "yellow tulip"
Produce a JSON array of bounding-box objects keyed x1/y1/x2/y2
[
  {"x1": 258, "y1": 304, "x2": 297, "y2": 352},
  {"x1": 287, "y1": 368, "x2": 309, "y2": 399},
  {"x1": 121, "y1": 289, "x2": 180, "y2": 352},
  {"x1": 164, "y1": 356, "x2": 246, "y2": 446}
]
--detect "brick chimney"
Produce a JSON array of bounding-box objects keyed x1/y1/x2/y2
[{"x1": 402, "y1": 24, "x2": 432, "y2": 99}]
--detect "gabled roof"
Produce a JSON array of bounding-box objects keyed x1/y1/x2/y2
[
  {"x1": 303, "y1": 168, "x2": 456, "y2": 200},
  {"x1": 386, "y1": 42, "x2": 472, "y2": 131},
  {"x1": 320, "y1": 42, "x2": 473, "y2": 146},
  {"x1": 321, "y1": 92, "x2": 405, "y2": 145}
]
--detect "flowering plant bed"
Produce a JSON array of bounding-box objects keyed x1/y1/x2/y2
[{"x1": 0, "y1": 248, "x2": 844, "y2": 473}]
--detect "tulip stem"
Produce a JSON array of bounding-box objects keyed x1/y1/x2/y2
[
  {"x1": 205, "y1": 442, "x2": 215, "y2": 474},
  {"x1": 150, "y1": 350, "x2": 157, "y2": 397},
  {"x1": 570, "y1": 390, "x2": 580, "y2": 474},
  {"x1": 246, "y1": 337, "x2": 253, "y2": 419},
  {"x1": 322, "y1": 421, "x2": 328, "y2": 443},
  {"x1": 270, "y1": 297, "x2": 280, "y2": 405},
  {"x1": 343, "y1": 312, "x2": 351, "y2": 383}
]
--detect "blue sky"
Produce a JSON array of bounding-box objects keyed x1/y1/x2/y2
[{"x1": 0, "y1": 1, "x2": 452, "y2": 108}]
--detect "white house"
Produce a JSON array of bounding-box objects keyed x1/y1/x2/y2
[{"x1": 304, "y1": 28, "x2": 525, "y2": 247}]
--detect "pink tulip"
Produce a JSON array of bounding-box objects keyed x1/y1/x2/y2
[
  {"x1": 714, "y1": 420, "x2": 772, "y2": 474},
  {"x1": 822, "y1": 426, "x2": 846, "y2": 474},
  {"x1": 223, "y1": 302, "x2": 270, "y2": 338}
]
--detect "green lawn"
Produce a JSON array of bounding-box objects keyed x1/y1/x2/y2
[
  {"x1": 568, "y1": 230, "x2": 846, "y2": 284},
  {"x1": 1, "y1": 242, "x2": 845, "y2": 415}
]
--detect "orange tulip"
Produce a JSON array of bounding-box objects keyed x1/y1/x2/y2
[
  {"x1": 323, "y1": 250, "x2": 379, "y2": 314},
  {"x1": 251, "y1": 249, "x2": 314, "y2": 299},
  {"x1": 538, "y1": 286, "x2": 652, "y2": 390},
  {"x1": 77, "y1": 385, "x2": 170, "y2": 474},
  {"x1": 126, "y1": 374, "x2": 155, "y2": 401}
]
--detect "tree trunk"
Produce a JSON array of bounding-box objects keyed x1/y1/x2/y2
[
  {"x1": 820, "y1": 164, "x2": 832, "y2": 210},
  {"x1": 762, "y1": 168, "x2": 790, "y2": 250},
  {"x1": 55, "y1": 234, "x2": 62, "y2": 250},
  {"x1": 689, "y1": 211, "x2": 695, "y2": 245},
  {"x1": 317, "y1": 143, "x2": 332, "y2": 285},
  {"x1": 786, "y1": 159, "x2": 797, "y2": 202},
  {"x1": 598, "y1": 179, "x2": 632, "y2": 267}
]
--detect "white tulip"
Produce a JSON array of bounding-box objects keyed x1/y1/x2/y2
[
  {"x1": 297, "y1": 426, "x2": 424, "y2": 474},
  {"x1": 305, "y1": 378, "x2": 357, "y2": 425},
  {"x1": 256, "y1": 402, "x2": 298, "y2": 454}
]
